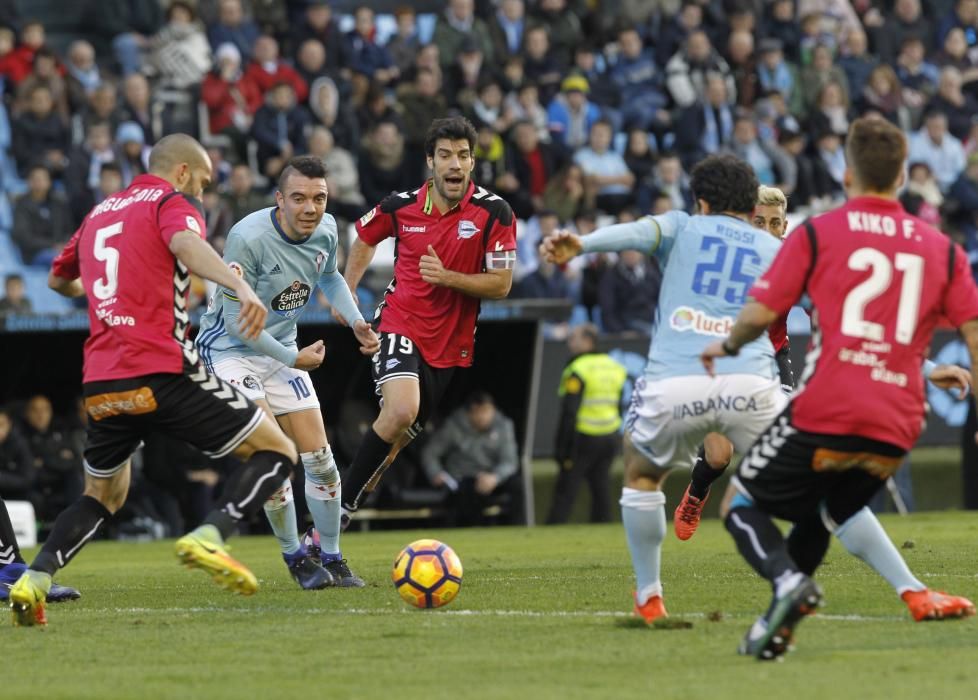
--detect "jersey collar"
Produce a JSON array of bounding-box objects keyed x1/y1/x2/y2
[
  {"x1": 846, "y1": 195, "x2": 904, "y2": 211},
  {"x1": 270, "y1": 207, "x2": 308, "y2": 245},
  {"x1": 419, "y1": 179, "x2": 476, "y2": 217}
]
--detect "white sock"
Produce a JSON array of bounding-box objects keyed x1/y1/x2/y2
[
  {"x1": 303, "y1": 447, "x2": 342, "y2": 557},
  {"x1": 263, "y1": 480, "x2": 300, "y2": 555},
  {"x1": 834, "y1": 507, "x2": 925, "y2": 596},
  {"x1": 620, "y1": 488, "x2": 666, "y2": 604}
]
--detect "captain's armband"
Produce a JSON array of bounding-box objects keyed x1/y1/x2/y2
[{"x1": 485, "y1": 249, "x2": 516, "y2": 270}]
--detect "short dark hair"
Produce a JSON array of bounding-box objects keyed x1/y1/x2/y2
[
  {"x1": 424, "y1": 116, "x2": 477, "y2": 158},
  {"x1": 845, "y1": 116, "x2": 907, "y2": 192},
  {"x1": 465, "y1": 390, "x2": 494, "y2": 410},
  {"x1": 278, "y1": 155, "x2": 327, "y2": 192},
  {"x1": 5, "y1": 273, "x2": 24, "y2": 285},
  {"x1": 99, "y1": 161, "x2": 121, "y2": 176},
  {"x1": 689, "y1": 154, "x2": 759, "y2": 214}
]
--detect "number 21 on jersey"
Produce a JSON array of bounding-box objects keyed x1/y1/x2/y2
[{"x1": 841, "y1": 248, "x2": 923, "y2": 344}]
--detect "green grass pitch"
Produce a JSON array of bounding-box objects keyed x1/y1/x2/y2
[{"x1": 4, "y1": 513, "x2": 978, "y2": 700}]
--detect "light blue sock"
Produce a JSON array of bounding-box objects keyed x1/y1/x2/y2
[
  {"x1": 834, "y1": 506, "x2": 925, "y2": 595},
  {"x1": 263, "y1": 480, "x2": 301, "y2": 555},
  {"x1": 620, "y1": 487, "x2": 667, "y2": 604},
  {"x1": 303, "y1": 448, "x2": 342, "y2": 557}
]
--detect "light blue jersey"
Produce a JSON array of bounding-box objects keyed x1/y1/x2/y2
[
  {"x1": 582, "y1": 211, "x2": 781, "y2": 380},
  {"x1": 197, "y1": 207, "x2": 361, "y2": 368}
]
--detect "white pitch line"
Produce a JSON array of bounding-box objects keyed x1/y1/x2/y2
[{"x1": 83, "y1": 607, "x2": 906, "y2": 622}]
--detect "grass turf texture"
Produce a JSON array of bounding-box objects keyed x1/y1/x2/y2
[{"x1": 4, "y1": 513, "x2": 978, "y2": 700}]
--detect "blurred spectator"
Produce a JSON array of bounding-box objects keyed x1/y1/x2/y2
[
  {"x1": 221, "y1": 163, "x2": 270, "y2": 223},
  {"x1": 289, "y1": 0, "x2": 349, "y2": 75},
  {"x1": 937, "y1": 0, "x2": 978, "y2": 48},
  {"x1": 0, "y1": 274, "x2": 31, "y2": 315},
  {"x1": 756, "y1": 39, "x2": 796, "y2": 108},
  {"x1": 294, "y1": 37, "x2": 332, "y2": 87},
  {"x1": 727, "y1": 29, "x2": 758, "y2": 108},
  {"x1": 20, "y1": 395, "x2": 83, "y2": 524},
  {"x1": 118, "y1": 74, "x2": 152, "y2": 144},
  {"x1": 611, "y1": 27, "x2": 669, "y2": 131},
  {"x1": 798, "y1": 0, "x2": 861, "y2": 46},
  {"x1": 623, "y1": 129, "x2": 657, "y2": 200},
  {"x1": 432, "y1": 0, "x2": 494, "y2": 70},
  {"x1": 2, "y1": 21, "x2": 45, "y2": 89},
  {"x1": 812, "y1": 129, "x2": 847, "y2": 200},
  {"x1": 516, "y1": 209, "x2": 561, "y2": 279},
  {"x1": 546, "y1": 75, "x2": 601, "y2": 153},
  {"x1": 725, "y1": 112, "x2": 792, "y2": 188},
  {"x1": 799, "y1": 43, "x2": 850, "y2": 113},
  {"x1": 838, "y1": 28, "x2": 876, "y2": 101},
  {"x1": 445, "y1": 38, "x2": 491, "y2": 110},
  {"x1": 521, "y1": 25, "x2": 564, "y2": 104},
  {"x1": 871, "y1": 0, "x2": 932, "y2": 65},
  {"x1": 807, "y1": 81, "x2": 851, "y2": 141},
  {"x1": 103, "y1": 0, "x2": 165, "y2": 76},
  {"x1": 148, "y1": 1, "x2": 212, "y2": 89},
  {"x1": 928, "y1": 67, "x2": 978, "y2": 141},
  {"x1": 65, "y1": 122, "x2": 116, "y2": 222},
  {"x1": 656, "y1": 0, "x2": 705, "y2": 68},
  {"x1": 901, "y1": 161, "x2": 944, "y2": 226},
  {"x1": 69, "y1": 161, "x2": 123, "y2": 226},
  {"x1": 574, "y1": 119, "x2": 634, "y2": 215},
  {"x1": 504, "y1": 81, "x2": 549, "y2": 144},
  {"x1": 895, "y1": 36, "x2": 939, "y2": 111},
  {"x1": 533, "y1": 0, "x2": 581, "y2": 67},
  {"x1": 909, "y1": 110, "x2": 967, "y2": 191},
  {"x1": 15, "y1": 47, "x2": 69, "y2": 119},
  {"x1": 764, "y1": 0, "x2": 802, "y2": 63},
  {"x1": 666, "y1": 29, "x2": 737, "y2": 110},
  {"x1": 308, "y1": 76, "x2": 359, "y2": 152},
  {"x1": 307, "y1": 125, "x2": 364, "y2": 222},
  {"x1": 798, "y1": 12, "x2": 836, "y2": 66},
  {"x1": 201, "y1": 185, "x2": 233, "y2": 251},
  {"x1": 542, "y1": 163, "x2": 586, "y2": 224},
  {"x1": 358, "y1": 120, "x2": 413, "y2": 206},
  {"x1": 571, "y1": 43, "x2": 619, "y2": 112},
  {"x1": 78, "y1": 82, "x2": 123, "y2": 141},
  {"x1": 12, "y1": 164, "x2": 72, "y2": 266},
  {"x1": 251, "y1": 82, "x2": 308, "y2": 180},
  {"x1": 64, "y1": 40, "x2": 102, "y2": 114},
  {"x1": 776, "y1": 115, "x2": 818, "y2": 211},
  {"x1": 675, "y1": 72, "x2": 735, "y2": 169},
  {"x1": 488, "y1": 0, "x2": 527, "y2": 61},
  {"x1": 473, "y1": 122, "x2": 508, "y2": 190},
  {"x1": 516, "y1": 224, "x2": 574, "y2": 299},
  {"x1": 0, "y1": 26, "x2": 31, "y2": 86},
  {"x1": 947, "y1": 151, "x2": 978, "y2": 241},
  {"x1": 244, "y1": 35, "x2": 308, "y2": 104},
  {"x1": 649, "y1": 152, "x2": 694, "y2": 212},
  {"x1": 398, "y1": 68, "x2": 448, "y2": 171},
  {"x1": 0, "y1": 406, "x2": 33, "y2": 500},
  {"x1": 202, "y1": 43, "x2": 261, "y2": 159},
  {"x1": 387, "y1": 7, "x2": 421, "y2": 77},
  {"x1": 115, "y1": 121, "x2": 149, "y2": 186},
  {"x1": 501, "y1": 118, "x2": 562, "y2": 219},
  {"x1": 346, "y1": 6, "x2": 398, "y2": 87},
  {"x1": 207, "y1": 0, "x2": 260, "y2": 61},
  {"x1": 547, "y1": 323, "x2": 625, "y2": 524},
  {"x1": 932, "y1": 28, "x2": 978, "y2": 89},
  {"x1": 356, "y1": 81, "x2": 403, "y2": 138},
  {"x1": 857, "y1": 64, "x2": 911, "y2": 130},
  {"x1": 469, "y1": 79, "x2": 512, "y2": 135},
  {"x1": 599, "y1": 248, "x2": 661, "y2": 335},
  {"x1": 420, "y1": 392, "x2": 522, "y2": 527}
]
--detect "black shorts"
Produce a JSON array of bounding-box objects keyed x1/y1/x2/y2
[
  {"x1": 372, "y1": 331, "x2": 455, "y2": 431},
  {"x1": 732, "y1": 406, "x2": 906, "y2": 525},
  {"x1": 82, "y1": 367, "x2": 263, "y2": 477}
]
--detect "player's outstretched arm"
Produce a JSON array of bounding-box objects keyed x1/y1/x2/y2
[
  {"x1": 47, "y1": 272, "x2": 84, "y2": 298},
  {"x1": 318, "y1": 269, "x2": 380, "y2": 355},
  {"x1": 925, "y1": 362, "x2": 971, "y2": 399},
  {"x1": 169, "y1": 231, "x2": 267, "y2": 339},
  {"x1": 540, "y1": 230, "x2": 583, "y2": 264},
  {"x1": 419, "y1": 245, "x2": 512, "y2": 299},
  {"x1": 701, "y1": 299, "x2": 778, "y2": 376}
]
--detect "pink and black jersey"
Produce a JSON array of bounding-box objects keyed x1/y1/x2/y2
[
  {"x1": 355, "y1": 180, "x2": 517, "y2": 368},
  {"x1": 51, "y1": 174, "x2": 206, "y2": 382},
  {"x1": 750, "y1": 196, "x2": 978, "y2": 449}
]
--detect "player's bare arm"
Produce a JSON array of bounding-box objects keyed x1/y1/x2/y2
[
  {"x1": 927, "y1": 364, "x2": 971, "y2": 399},
  {"x1": 540, "y1": 230, "x2": 583, "y2": 265},
  {"x1": 701, "y1": 299, "x2": 778, "y2": 376},
  {"x1": 47, "y1": 272, "x2": 85, "y2": 298},
  {"x1": 169, "y1": 230, "x2": 266, "y2": 340},
  {"x1": 419, "y1": 245, "x2": 512, "y2": 299}
]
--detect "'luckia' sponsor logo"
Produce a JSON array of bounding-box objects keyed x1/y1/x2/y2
[
  {"x1": 271, "y1": 280, "x2": 312, "y2": 317},
  {"x1": 669, "y1": 306, "x2": 733, "y2": 336}
]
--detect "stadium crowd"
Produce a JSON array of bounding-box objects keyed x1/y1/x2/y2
[{"x1": 3, "y1": 0, "x2": 978, "y2": 528}]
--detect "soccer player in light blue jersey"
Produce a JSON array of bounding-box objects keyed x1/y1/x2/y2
[
  {"x1": 197, "y1": 156, "x2": 380, "y2": 589},
  {"x1": 542, "y1": 154, "x2": 786, "y2": 623}
]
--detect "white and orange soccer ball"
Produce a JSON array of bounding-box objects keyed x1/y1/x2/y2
[{"x1": 392, "y1": 539, "x2": 463, "y2": 609}]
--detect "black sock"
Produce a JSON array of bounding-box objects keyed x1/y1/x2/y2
[
  {"x1": 205, "y1": 450, "x2": 293, "y2": 540},
  {"x1": 689, "y1": 449, "x2": 728, "y2": 500},
  {"x1": 725, "y1": 506, "x2": 796, "y2": 582},
  {"x1": 342, "y1": 428, "x2": 395, "y2": 513},
  {"x1": 32, "y1": 496, "x2": 112, "y2": 576},
  {"x1": 0, "y1": 498, "x2": 26, "y2": 566},
  {"x1": 786, "y1": 515, "x2": 832, "y2": 576}
]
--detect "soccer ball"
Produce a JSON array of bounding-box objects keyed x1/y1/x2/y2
[{"x1": 392, "y1": 539, "x2": 463, "y2": 609}]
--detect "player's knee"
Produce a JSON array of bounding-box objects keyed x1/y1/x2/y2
[
  {"x1": 703, "y1": 433, "x2": 733, "y2": 467},
  {"x1": 379, "y1": 402, "x2": 419, "y2": 436},
  {"x1": 302, "y1": 447, "x2": 341, "y2": 501},
  {"x1": 83, "y1": 476, "x2": 128, "y2": 514}
]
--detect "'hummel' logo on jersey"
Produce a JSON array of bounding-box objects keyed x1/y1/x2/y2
[{"x1": 269, "y1": 264, "x2": 282, "y2": 275}]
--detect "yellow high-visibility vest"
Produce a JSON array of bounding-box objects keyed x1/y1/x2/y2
[{"x1": 559, "y1": 353, "x2": 627, "y2": 436}]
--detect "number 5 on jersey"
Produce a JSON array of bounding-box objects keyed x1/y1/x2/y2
[{"x1": 93, "y1": 222, "x2": 124, "y2": 300}]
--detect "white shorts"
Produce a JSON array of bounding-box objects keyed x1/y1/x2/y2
[
  {"x1": 625, "y1": 373, "x2": 788, "y2": 470},
  {"x1": 211, "y1": 355, "x2": 319, "y2": 416}
]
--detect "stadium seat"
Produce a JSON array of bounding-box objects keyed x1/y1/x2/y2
[
  {"x1": 0, "y1": 231, "x2": 23, "y2": 275},
  {"x1": 20, "y1": 267, "x2": 75, "y2": 314}
]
